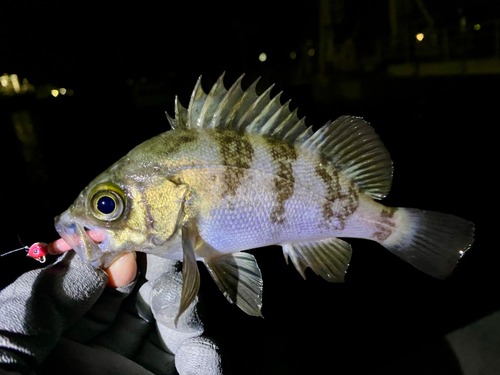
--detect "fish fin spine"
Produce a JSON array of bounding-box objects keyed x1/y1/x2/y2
[
  {"x1": 165, "y1": 111, "x2": 176, "y2": 129},
  {"x1": 282, "y1": 238, "x2": 352, "y2": 282},
  {"x1": 176, "y1": 220, "x2": 201, "y2": 326},
  {"x1": 174, "y1": 96, "x2": 188, "y2": 129},
  {"x1": 381, "y1": 208, "x2": 474, "y2": 278},
  {"x1": 203, "y1": 252, "x2": 263, "y2": 317},
  {"x1": 177, "y1": 73, "x2": 311, "y2": 143}
]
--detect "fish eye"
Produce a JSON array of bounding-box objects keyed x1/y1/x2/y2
[
  {"x1": 88, "y1": 183, "x2": 126, "y2": 222},
  {"x1": 97, "y1": 195, "x2": 116, "y2": 214}
]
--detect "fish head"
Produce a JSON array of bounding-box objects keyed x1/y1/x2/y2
[{"x1": 55, "y1": 157, "x2": 188, "y2": 268}]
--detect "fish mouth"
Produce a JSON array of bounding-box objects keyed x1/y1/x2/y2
[{"x1": 55, "y1": 211, "x2": 109, "y2": 268}]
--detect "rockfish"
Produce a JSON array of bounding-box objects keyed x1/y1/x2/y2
[{"x1": 55, "y1": 73, "x2": 474, "y2": 320}]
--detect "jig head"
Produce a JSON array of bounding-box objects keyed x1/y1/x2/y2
[{"x1": 1, "y1": 242, "x2": 49, "y2": 263}]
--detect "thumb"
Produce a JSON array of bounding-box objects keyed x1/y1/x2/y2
[{"x1": 105, "y1": 252, "x2": 137, "y2": 288}]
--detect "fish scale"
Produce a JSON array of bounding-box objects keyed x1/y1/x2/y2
[
  {"x1": 185, "y1": 132, "x2": 358, "y2": 248},
  {"x1": 55, "y1": 73, "x2": 475, "y2": 322}
]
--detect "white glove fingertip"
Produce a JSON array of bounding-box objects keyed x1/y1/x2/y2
[{"x1": 175, "y1": 337, "x2": 223, "y2": 375}]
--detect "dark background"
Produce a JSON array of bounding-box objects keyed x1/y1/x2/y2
[{"x1": 1, "y1": 1, "x2": 495, "y2": 374}]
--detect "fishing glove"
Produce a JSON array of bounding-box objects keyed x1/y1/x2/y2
[{"x1": 0, "y1": 251, "x2": 222, "y2": 375}]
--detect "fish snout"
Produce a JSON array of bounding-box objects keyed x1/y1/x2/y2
[{"x1": 55, "y1": 211, "x2": 104, "y2": 267}]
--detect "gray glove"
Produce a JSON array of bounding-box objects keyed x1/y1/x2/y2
[{"x1": 0, "y1": 251, "x2": 222, "y2": 375}]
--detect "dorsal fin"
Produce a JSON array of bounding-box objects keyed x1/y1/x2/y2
[
  {"x1": 210, "y1": 74, "x2": 245, "y2": 129},
  {"x1": 174, "y1": 96, "x2": 188, "y2": 129},
  {"x1": 187, "y1": 76, "x2": 208, "y2": 128},
  {"x1": 301, "y1": 116, "x2": 393, "y2": 199},
  {"x1": 198, "y1": 73, "x2": 228, "y2": 128},
  {"x1": 167, "y1": 74, "x2": 392, "y2": 199},
  {"x1": 166, "y1": 73, "x2": 311, "y2": 143}
]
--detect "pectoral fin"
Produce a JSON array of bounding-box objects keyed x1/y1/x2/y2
[
  {"x1": 282, "y1": 238, "x2": 352, "y2": 282},
  {"x1": 204, "y1": 253, "x2": 263, "y2": 317},
  {"x1": 176, "y1": 220, "x2": 201, "y2": 325}
]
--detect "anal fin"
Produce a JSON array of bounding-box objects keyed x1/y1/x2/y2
[
  {"x1": 282, "y1": 238, "x2": 352, "y2": 282},
  {"x1": 204, "y1": 253, "x2": 263, "y2": 317},
  {"x1": 177, "y1": 220, "x2": 201, "y2": 325}
]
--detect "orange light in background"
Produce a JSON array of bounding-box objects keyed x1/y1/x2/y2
[
  {"x1": 290, "y1": 51, "x2": 297, "y2": 60},
  {"x1": 416, "y1": 33, "x2": 424, "y2": 42}
]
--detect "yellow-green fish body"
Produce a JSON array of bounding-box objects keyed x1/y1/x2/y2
[{"x1": 55, "y1": 74, "x2": 474, "y2": 319}]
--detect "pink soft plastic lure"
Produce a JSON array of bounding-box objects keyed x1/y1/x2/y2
[{"x1": 2, "y1": 230, "x2": 104, "y2": 263}]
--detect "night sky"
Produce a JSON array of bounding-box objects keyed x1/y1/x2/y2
[
  {"x1": 3, "y1": 1, "x2": 498, "y2": 84},
  {"x1": 4, "y1": 2, "x2": 318, "y2": 84}
]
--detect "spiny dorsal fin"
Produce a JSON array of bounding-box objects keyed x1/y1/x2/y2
[
  {"x1": 174, "y1": 96, "x2": 188, "y2": 129},
  {"x1": 187, "y1": 76, "x2": 208, "y2": 128},
  {"x1": 167, "y1": 74, "x2": 392, "y2": 198},
  {"x1": 198, "y1": 73, "x2": 228, "y2": 128},
  {"x1": 226, "y1": 77, "x2": 261, "y2": 129},
  {"x1": 236, "y1": 83, "x2": 275, "y2": 130},
  {"x1": 210, "y1": 74, "x2": 245, "y2": 129},
  {"x1": 165, "y1": 110, "x2": 176, "y2": 129},
  {"x1": 167, "y1": 73, "x2": 310, "y2": 143}
]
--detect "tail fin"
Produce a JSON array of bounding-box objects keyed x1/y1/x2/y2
[{"x1": 381, "y1": 208, "x2": 474, "y2": 278}]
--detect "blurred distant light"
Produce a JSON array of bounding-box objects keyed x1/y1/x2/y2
[
  {"x1": 51, "y1": 89, "x2": 59, "y2": 97},
  {"x1": 416, "y1": 33, "x2": 424, "y2": 42},
  {"x1": 59, "y1": 88, "x2": 67, "y2": 95},
  {"x1": 307, "y1": 48, "x2": 315, "y2": 57},
  {"x1": 67, "y1": 89, "x2": 74, "y2": 96},
  {"x1": 290, "y1": 51, "x2": 297, "y2": 60},
  {"x1": 10, "y1": 74, "x2": 20, "y2": 93},
  {"x1": 258, "y1": 52, "x2": 267, "y2": 62},
  {"x1": 474, "y1": 24, "x2": 481, "y2": 31},
  {"x1": 460, "y1": 16, "x2": 467, "y2": 33},
  {"x1": 0, "y1": 73, "x2": 34, "y2": 96},
  {"x1": 0, "y1": 74, "x2": 8, "y2": 87}
]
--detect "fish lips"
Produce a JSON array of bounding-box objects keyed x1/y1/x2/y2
[{"x1": 55, "y1": 210, "x2": 114, "y2": 268}]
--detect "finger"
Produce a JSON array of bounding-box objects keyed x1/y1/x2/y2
[
  {"x1": 175, "y1": 337, "x2": 223, "y2": 375},
  {"x1": 47, "y1": 238, "x2": 72, "y2": 254},
  {"x1": 105, "y1": 252, "x2": 137, "y2": 288},
  {"x1": 47, "y1": 230, "x2": 106, "y2": 255}
]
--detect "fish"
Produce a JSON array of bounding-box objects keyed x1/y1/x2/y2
[{"x1": 55, "y1": 73, "x2": 474, "y2": 321}]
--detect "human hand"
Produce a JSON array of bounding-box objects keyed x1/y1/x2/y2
[
  {"x1": 47, "y1": 232, "x2": 138, "y2": 288},
  {"x1": 0, "y1": 242, "x2": 222, "y2": 375}
]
